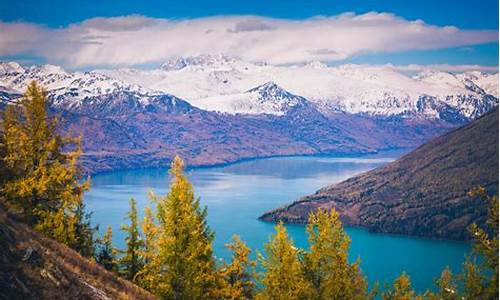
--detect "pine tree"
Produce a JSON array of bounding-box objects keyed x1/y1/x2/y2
[
  {"x1": 141, "y1": 156, "x2": 216, "y2": 299},
  {"x1": 120, "y1": 198, "x2": 144, "y2": 282},
  {"x1": 96, "y1": 226, "x2": 118, "y2": 272},
  {"x1": 257, "y1": 222, "x2": 312, "y2": 300},
  {"x1": 215, "y1": 235, "x2": 256, "y2": 300},
  {"x1": 304, "y1": 209, "x2": 371, "y2": 299},
  {"x1": 1, "y1": 81, "x2": 93, "y2": 254}
]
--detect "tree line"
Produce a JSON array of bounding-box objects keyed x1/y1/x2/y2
[{"x1": 1, "y1": 82, "x2": 498, "y2": 299}]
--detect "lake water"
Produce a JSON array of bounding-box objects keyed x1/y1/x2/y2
[{"x1": 85, "y1": 151, "x2": 471, "y2": 293}]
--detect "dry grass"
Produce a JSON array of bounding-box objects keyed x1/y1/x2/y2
[{"x1": 0, "y1": 205, "x2": 156, "y2": 300}]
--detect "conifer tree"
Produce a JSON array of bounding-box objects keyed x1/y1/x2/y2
[
  {"x1": 215, "y1": 235, "x2": 256, "y2": 300},
  {"x1": 425, "y1": 267, "x2": 458, "y2": 300},
  {"x1": 140, "y1": 205, "x2": 158, "y2": 266},
  {"x1": 257, "y1": 222, "x2": 312, "y2": 300},
  {"x1": 460, "y1": 188, "x2": 498, "y2": 299},
  {"x1": 96, "y1": 226, "x2": 118, "y2": 272},
  {"x1": 1, "y1": 81, "x2": 93, "y2": 254},
  {"x1": 0, "y1": 134, "x2": 10, "y2": 186},
  {"x1": 120, "y1": 198, "x2": 144, "y2": 282},
  {"x1": 382, "y1": 272, "x2": 420, "y2": 300},
  {"x1": 141, "y1": 156, "x2": 216, "y2": 299},
  {"x1": 304, "y1": 209, "x2": 371, "y2": 299}
]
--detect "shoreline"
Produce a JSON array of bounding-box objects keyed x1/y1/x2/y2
[{"x1": 82, "y1": 147, "x2": 412, "y2": 177}]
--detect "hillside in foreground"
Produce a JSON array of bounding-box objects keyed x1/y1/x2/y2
[
  {"x1": 0, "y1": 206, "x2": 154, "y2": 300},
  {"x1": 260, "y1": 109, "x2": 499, "y2": 240}
]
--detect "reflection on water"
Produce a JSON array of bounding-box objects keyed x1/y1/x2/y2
[{"x1": 85, "y1": 150, "x2": 470, "y2": 293}]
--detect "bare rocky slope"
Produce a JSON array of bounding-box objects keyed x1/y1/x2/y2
[
  {"x1": 0, "y1": 206, "x2": 155, "y2": 300},
  {"x1": 260, "y1": 109, "x2": 499, "y2": 240}
]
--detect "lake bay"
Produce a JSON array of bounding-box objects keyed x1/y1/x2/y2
[{"x1": 85, "y1": 151, "x2": 470, "y2": 293}]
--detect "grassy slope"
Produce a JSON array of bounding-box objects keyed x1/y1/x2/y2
[
  {"x1": 0, "y1": 206, "x2": 155, "y2": 300},
  {"x1": 260, "y1": 109, "x2": 499, "y2": 240}
]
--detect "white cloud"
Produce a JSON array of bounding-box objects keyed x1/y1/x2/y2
[
  {"x1": 389, "y1": 64, "x2": 498, "y2": 73},
  {"x1": 0, "y1": 13, "x2": 497, "y2": 68}
]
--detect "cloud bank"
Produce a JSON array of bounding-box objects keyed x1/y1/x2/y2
[
  {"x1": 389, "y1": 64, "x2": 498, "y2": 73},
  {"x1": 0, "y1": 13, "x2": 498, "y2": 68}
]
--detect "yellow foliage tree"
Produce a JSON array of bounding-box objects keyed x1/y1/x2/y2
[
  {"x1": 304, "y1": 209, "x2": 372, "y2": 299},
  {"x1": 1, "y1": 81, "x2": 93, "y2": 255},
  {"x1": 214, "y1": 235, "x2": 257, "y2": 300},
  {"x1": 257, "y1": 222, "x2": 312, "y2": 300},
  {"x1": 382, "y1": 272, "x2": 421, "y2": 300},
  {"x1": 139, "y1": 156, "x2": 216, "y2": 299}
]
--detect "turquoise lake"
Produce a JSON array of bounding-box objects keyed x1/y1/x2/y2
[{"x1": 85, "y1": 151, "x2": 471, "y2": 293}]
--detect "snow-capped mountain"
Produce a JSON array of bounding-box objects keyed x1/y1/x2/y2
[
  {"x1": 97, "y1": 55, "x2": 498, "y2": 120},
  {"x1": 0, "y1": 62, "x2": 160, "y2": 110},
  {"x1": 57, "y1": 91, "x2": 194, "y2": 117},
  {"x1": 1, "y1": 56, "x2": 498, "y2": 121},
  {"x1": 188, "y1": 81, "x2": 309, "y2": 115},
  {"x1": 2, "y1": 57, "x2": 492, "y2": 173}
]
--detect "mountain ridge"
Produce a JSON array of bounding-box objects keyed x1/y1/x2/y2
[
  {"x1": 1, "y1": 58, "x2": 498, "y2": 120},
  {"x1": 259, "y1": 108, "x2": 499, "y2": 240},
  {"x1": 0, "y1": 58, "x2": 497, "y2": 174}
]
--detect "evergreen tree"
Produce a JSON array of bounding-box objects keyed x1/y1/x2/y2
[
  {"x1": 140, "y1": 156, "x2": 216, "y2": 299},
  {"x1": 382, "y1": 272, "x2": 420, "y2": 300},
  {"x1": 257, "y1": 222, "x2": 312, "y2": 300},
  {"x1": 120, "y1": 198, "x2": 144, "y2": 282},
  {"x1": 0, "y1": 133, "x2": 10, "y2": 186},
  {"x1": 215, "y1": 235, "x2": 256, "y2": 300},
  {"x1": 96, "y1": 226, "x2": 118, "y2": 272},
  {"x1": 1, "y1": 81, "x2": 93, "y2": 254},
  {"x1": 140, "y1": 205, "x2": 158, "y2": 266},
  {"x1": 460, "y1": 188, "x2": 498, "y2": 299},
  {"x1": 425, "y1": 267, "x2": 458, "y2": 300},
  {"x1": 71, "y1": 201, "x2": 96, "y2": 257},
  {"x1": 304, "y1": 209, "x2": 371, "y2": 300}
]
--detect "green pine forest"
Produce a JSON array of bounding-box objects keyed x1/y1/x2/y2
[{"x1": 1, "y1": 82, "x2": 498, "y2": 299}]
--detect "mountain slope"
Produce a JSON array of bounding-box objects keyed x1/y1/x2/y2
[
  {"x1": 0, "y1": 206, "x2": 154, "y2": 300},
  {"x1": 260, "y1": 109, "x2": 499, "y2": 240},
  {"x1": 0, "y1": 85, "x2": 460, "y2": 173}
]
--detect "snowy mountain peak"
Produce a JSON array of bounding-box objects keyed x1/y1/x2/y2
[
  {"x1": 0, "y1": 62, "x2": 25, "y2": 75},
  {"x1": 190, "y1": 81, "x2": 307, "y2": 116},
  {"x1": 248, "y1": 81, "x2": 280, "y2": 92},
  {"x1": 248, "y1": 81, "x2": 308, "y2": 107},
  {"x1": 160, "y1": 54, "x2": 236, "y2": 71}
]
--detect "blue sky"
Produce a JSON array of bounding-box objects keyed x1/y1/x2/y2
[{"x1": 1, "y1": 0, "x2": 498, "y2": 69}]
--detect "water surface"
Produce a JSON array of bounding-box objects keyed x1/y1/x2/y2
[{"x1": 85, "y1": 151, "x2": 470, "y2": 293}]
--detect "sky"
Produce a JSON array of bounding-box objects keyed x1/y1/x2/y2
[{"x1": 0, "y1": 0, "x2": 498, "y2": 70}]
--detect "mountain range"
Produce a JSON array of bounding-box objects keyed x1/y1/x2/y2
[
  {"x1": 0, "y1": 55, "x2": 498, "y2": 173},
  {"x1": 260, "y1": 108, "x2": 499, "y2": 240}
]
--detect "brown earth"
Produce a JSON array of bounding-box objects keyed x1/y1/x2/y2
[
  {"x1": 0, "y1": 205, "x2": 155, "y2": 300},
  {"x1": 260, "y1": 109, "x2": 499, "y2": 240}
]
